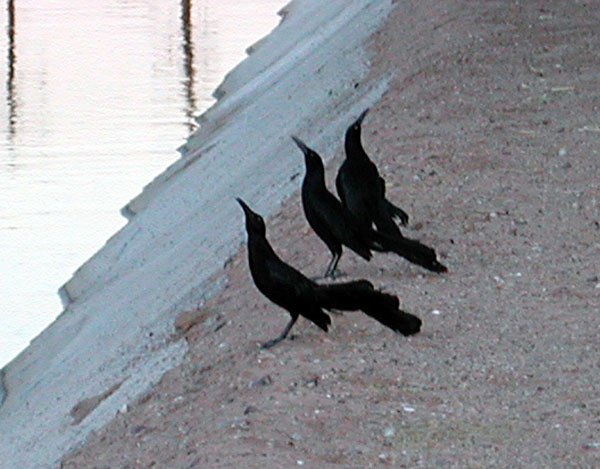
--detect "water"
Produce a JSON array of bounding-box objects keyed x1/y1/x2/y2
[{"x1": 0, "y1": 0, "x2": 287, "y2": 367}]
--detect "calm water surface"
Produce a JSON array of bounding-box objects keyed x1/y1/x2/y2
[{"x1": 0, "y1": 0, "x2": 286, "y2": 366}]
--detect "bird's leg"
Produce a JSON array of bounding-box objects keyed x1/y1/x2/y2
[
  {"x1": 324, "y1": 252, "x2": 341, "y2": 278},
  {"x1": 261, "y1": 315, "x2": 298, "y2": 349}
]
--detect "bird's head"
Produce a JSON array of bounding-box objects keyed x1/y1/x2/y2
[
  {"x1": 236, "y1": 198, "x2": 266, "y2": 236},
  {"x1": 346, "y1": 108, "x2": 369, "y2": 140},
  {"x1": 291, "y1": 135, "x2": 324, "y2": 173}
]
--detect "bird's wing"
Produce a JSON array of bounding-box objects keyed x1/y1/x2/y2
[
  {"x1": 335, "y1": 163, "x2": 349, "y2": 206},
  {"x1": 261, "y1": 254, "x2": 315, "y2": 302},
  {"x1": 377, "y1": 176, "x2": 409, "y2": 226},
  {"x1": 308, "y1": 190, "x2": 372, "y2": 259},
  {"x1": 335, "y1": 162, "x2": 380, "y2": 231},
  {"x1": 263, "y1": 256, "x2": 331, "y2": 331}
]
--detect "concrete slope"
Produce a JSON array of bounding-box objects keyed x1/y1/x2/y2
[{"x1": 0, "y1": 0, "x2": 392, "y2": 467}]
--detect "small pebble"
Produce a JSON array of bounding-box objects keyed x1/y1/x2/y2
[
  {"x1": 244, "y1": 405, "x2": 259, "y2": 415},
  {"x1": 431, "y1": 309, "x2": 441, "y2": 315},
  {"x1": 305, "y1": 377, "x2": 319, "y2": 388},
  {"x1": 403, "y1": 405, "x2": 415, "y2": 413},
  {"x1": 249, "y1": 374, "x2": 272, "y2": 388},
  {"x1": 558, "y1": 147, "x2": 567, "y2": 157}
]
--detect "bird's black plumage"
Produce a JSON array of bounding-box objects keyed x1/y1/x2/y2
[
  {"x1": 237, "y1": 198, "x2": 422, "y2": 348},
  {"x1": 293, "y1": 135, "x2": 371, "y2": 277},
  {"x1": 336, "y1": 108, "x2": 409, "y2": 238},
  {"x1": 292, "y1": 136, "x2": 447, "y2": 277}
]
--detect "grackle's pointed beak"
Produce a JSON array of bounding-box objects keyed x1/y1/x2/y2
[
  {"x1": 236, "y1": 197, "x2": 266, "y2": 235},
  {"x1": 236, "y1": 197, "x2": 252, "y2": 216},
  {"x1": 354, "y1": 108, "x2": 369, "y2": 126},
  {"x1": 291, "y1": 135, "x2": 310, "y2": 155}
]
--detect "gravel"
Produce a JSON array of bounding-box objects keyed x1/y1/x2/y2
[{"x1": 62, "y1": 1, "x2": 600, "y2": 467}]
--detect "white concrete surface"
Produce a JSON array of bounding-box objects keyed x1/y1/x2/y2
[{"x1": 0, "y1": 1, "x2": 393, "y2": 466}]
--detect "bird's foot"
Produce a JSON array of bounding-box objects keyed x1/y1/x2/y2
[
  {"x1": 309, "y1": 270, "x2": 346, "y2": 281},
  {"x1": 260, "y1": 339, "x2": 278, "y2": 350},
  {"x1": 323, "y1": 270, "x2": 347, "y2": 280},
  {"x1": 261, "y1": 337, "x2": 285, "y2": 349}
]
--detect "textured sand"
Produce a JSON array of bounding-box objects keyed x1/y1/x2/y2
[{"x1": 62, "y1": 1, "x2": 599, "y2": 467}]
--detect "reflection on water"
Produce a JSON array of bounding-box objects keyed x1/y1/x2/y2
[
  {"x1": 6, "y1": 0, "x2": 15, "y2": 137},
  {"x1": 181, "y1": 0, "x2": 197, "y2": 133},
  {"x1": 0, "y1": 0, "x2": 286, "y2": 366}
]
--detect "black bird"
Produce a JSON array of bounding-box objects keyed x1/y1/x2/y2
[
  {"x1": 336, "y1": 108, "x2": 409, "y2": 238},
  {"x1": 293, "y1": 135, "x2": 372, "y2": 277},
  {"x1": 237, "y1": 198, "x2": 422, "y2": 348},
  {"x1": 292, "y1": 136, "x2": 447, "y2": 277}
]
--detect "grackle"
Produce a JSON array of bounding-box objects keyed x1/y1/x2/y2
[
  {"x1": 292, "y1": 136, "x2": 447, "y2": 278},
  {"x1": 336, "y1": 108, "x2": 409, "y2": 238},
  {"x1": 237, "y1": 198, "x2": 422, "y2": 348}
]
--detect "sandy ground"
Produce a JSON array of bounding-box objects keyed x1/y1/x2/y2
[{"x1": 62, "y1": 1, "x2": 599, "y2": 467}]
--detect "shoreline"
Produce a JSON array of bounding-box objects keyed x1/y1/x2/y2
[
  {"x1": 1, "y1": 0, "x2": 598, "y2": 466},
  {"x1": 0, "y1": 1, "x2": 395, "y2": 467},
  {"x1": 65, "y1": 0, "x2": 600, "y2": 466}
]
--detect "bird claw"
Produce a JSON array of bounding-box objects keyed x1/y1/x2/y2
[
  {"x1": 261, "y1": 333, "x2": 292, "y2": 348},
  {"x1": 324, "y1": 269, "x2": 346, "y2": 280},
  {"x1": 260, "y1": 339, "x2": 279, "y2": 349}
]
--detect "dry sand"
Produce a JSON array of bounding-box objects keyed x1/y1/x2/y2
[{"x1": 62, "y1": 1, "x2": 599, "y2": 467}]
